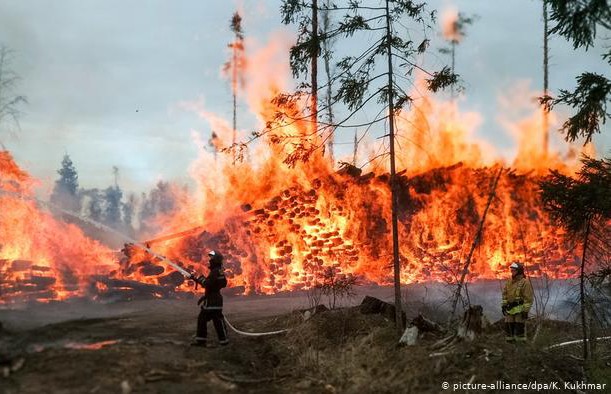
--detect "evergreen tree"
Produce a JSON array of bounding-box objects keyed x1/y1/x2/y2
[
  {"x1": 540, "y1": 0, "x2": 610, "y2": 362},
  {"x1": 103, "y1": 185, "x2": 123, "y2": 227},
  {"x1": 438, "y1": 11, "x2": 476, "y2": 99},
  {"x1": 540, "y1": 157, "x2": 610, "y2": 360},
  {"x1": 122, "y1": 193, "x2": 137, "y2": 237},
  {"x1": 102, "y1": 166, "x2": 123, "y2": 228},
  {"x1": 541, "y1": 0, "x2": 610, "y2": 144},
  {"x1": 50, "y1": 154, "x2": 81, "y2": 213},
  {"x1": 138, "y1": 181, "x2": 176, "y2": 235},
  {"x1": 83, "y1": 188, "x2": 103, "y2": 223}
]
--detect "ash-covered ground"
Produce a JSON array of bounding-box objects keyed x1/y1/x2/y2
[{"x1": 1, "y1": 281, "x2": 609, "y2": 394}]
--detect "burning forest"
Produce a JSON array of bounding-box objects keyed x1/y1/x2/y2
[
  {"x1": 1, "y1": 1, "x2": 610, "y2": 392},
  {"x1": 0, "y1": 113, "x2": 585, "y2": 303},
  {"x1": 0, "y1": 2, "x2": 600, "y2": 306}
]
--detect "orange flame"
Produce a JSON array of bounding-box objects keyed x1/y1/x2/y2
[{"x1": 0, "y1": 32, "x2": 590, "y2": 303}]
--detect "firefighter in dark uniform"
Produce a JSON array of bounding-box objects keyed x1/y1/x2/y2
[
  {"x1": 502, "y1": 262, "x2": 534, "y2": 342},
  {"x1": 190, "y1": 250, "x2": 229, "y2": 347}
]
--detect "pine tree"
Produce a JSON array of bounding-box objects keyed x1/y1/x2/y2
[
  {"x1": 103, "y1": 185, "x2": 123, "y2": 227},
  {"x1": 138, "y1": 181, "x2": 176, "y2": 235},
  {"x1": 50, "y1": 154, "x2": 81, "y2": 213},
  {"x1": 84, "y1": 188, "x2": 103, "y2": 223},
  {"x1": 122, "y1": 193, "x2": 137, "y2": 237},
  {"x1": 438, "y1": 11, "x2": 476, "y2": 99},
  {"x1": 541, "y1": 0, "x2": 610, "y2": 144},
  {"x1": 103, "y1": 166, "x2": 123, "y2": 228},
  {"x1": 540, "y1": 0, "x2": 610, "y2": 362}
]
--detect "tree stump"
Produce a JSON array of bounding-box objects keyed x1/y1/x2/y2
[{"x1": 457, "y1": 305, "x2": 485, "y2": 341}]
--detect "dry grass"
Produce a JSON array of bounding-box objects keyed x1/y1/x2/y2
[{"x1": 247, "y1": 307, "x2": 611, "y2": 393}]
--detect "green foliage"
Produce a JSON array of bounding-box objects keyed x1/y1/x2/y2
[
  {"x1": 103, "y1": 185, "x2": 123, "y2": 227},
  {"x1": 273, "y1": 0, "x2": 456, "y2": 166},
  {"x1": 547, "y1": 0, "x2": 611, "y2": 50},
  {"x1": 540, "y1": 156, "x2": 611, "y2": 236},
  {"x1": 54, "y1": 154, "x2": 79, "y2": 196},
  {"x1": 426, "y1": 66, "x2": 458, "y2": 93},
  {"x1": 83, "y1": 188, "x2": 103, "y2": 222},
  {"x1": 50, "y1": 154, "x2": 81, "y2": 213},
  {"x1": 555, "y1": 73, "x2": 610, "y2": 144},
  {"x1": 544, "y1": 0, "x2": 610, "y2": 145},
  {"x1": 230, "y1": 12, "x2": 243, "y2": 39}
]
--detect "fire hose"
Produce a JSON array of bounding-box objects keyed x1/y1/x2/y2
[
  {"x1": 223, "y1": 317, "x2": 288, "y2": 337},
  {"x1": 0, "y1": 188, "x2": 289, "y2": 337}
]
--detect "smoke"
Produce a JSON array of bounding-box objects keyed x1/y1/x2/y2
[{"x1": 441, "y1": 7, "x2": 462, "y2": 43}]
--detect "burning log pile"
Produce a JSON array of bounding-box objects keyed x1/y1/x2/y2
[
  {"x1": 0, "y1": 260, "x2": 59, "y2": 303},
  {"x1": 118, "y1": 163, "x2": 579, "y2": 296},
  {"x1": 240, "y1": 180, "x2": 360, "y2": 293},
  {"x1": 0, "y1": 146, "x2": 581, "y2": 303},
  {"x1": 87, "y1": 245, "x2": 188, "y2": 301}
]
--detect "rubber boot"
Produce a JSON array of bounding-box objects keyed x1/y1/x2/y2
[
  {"x1": 514, "y1": 322, "x2": 526, "y2": 343},
  {"x1": 505, "y1": 322, "x2": 515, "y2": 342}
]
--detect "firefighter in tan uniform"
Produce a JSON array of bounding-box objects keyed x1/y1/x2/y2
[{"x1": 502, "y1": 262, "x2": 534, "y2": 342}]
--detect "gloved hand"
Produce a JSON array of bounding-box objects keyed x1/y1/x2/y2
[
  {"x1": 501, "y1": 305, "x2": 508, "y2": 316},
  {"x1": 521, "y1": 311, "x2": 528, "y2": 320},
  {"x1": 197, "y1": 295, "x2": 206, "y2": 306}
]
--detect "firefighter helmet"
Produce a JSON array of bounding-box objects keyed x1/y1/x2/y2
[
  {"x1": 208, "y1": 250, "x2": 224, "y2": 267},
  {"x1": 509, "y1": 261, "x2": 524, "y2": 274}
]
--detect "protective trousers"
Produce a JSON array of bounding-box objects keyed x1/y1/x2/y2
[
  {"x1": 196, "y1": 308, "x2": 229, "y2": 345},
  {"x1": 504, "y1": 314, "x2": 526, "y2": 342}
]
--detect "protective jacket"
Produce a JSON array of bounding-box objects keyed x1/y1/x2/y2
[
  {"x1": 502, "y1": 274, "x2": 533, "y2": 315},
  {"x1": 195, "y1": 267, "x2": 227, "y2": 309}
]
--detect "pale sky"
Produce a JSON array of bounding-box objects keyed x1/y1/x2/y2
[{"x1": 1, "y1": 0, "x2": 609, "y2": 195}]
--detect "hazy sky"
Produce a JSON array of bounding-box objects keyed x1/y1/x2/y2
[{"x1": 1, "y1": 0, "x2": 609, "y2": 194}]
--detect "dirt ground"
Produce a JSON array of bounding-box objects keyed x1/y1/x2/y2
[{"x1": 1, "y1": 284, "x2": 610, "y2": 393}]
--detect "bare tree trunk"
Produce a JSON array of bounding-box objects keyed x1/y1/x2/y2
[
  {"x1": 542, "y1": 0, "x2": 549, "y2": 158},
  {"x1": 385, "y1": 0, "x2": 403, "y2": 333},
  {"x1": 232, "y1": 46, "x2": 237, "y2": 160},
  {"x1": 450, "y1": 41, "x2": 456, "y2": 99},
  {"x1": 449, "y1": 167, "x2": 504, "y2": 323},
  {"x1": 581, "y1": 219, "x2": 591, "y2": 361},
  {"x1": 352, "y1": 129, "x2": 358, "y2": 166},
  {"x1": 322, "y1": 1, "x2": 334, "y2": 165},
  {"x1": 311, "y1": 0, "x2": 318, "y2": 137}
]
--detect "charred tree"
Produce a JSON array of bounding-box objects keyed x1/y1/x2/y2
[{"x1": 223, "y1": 12, "x2": 246, "y2": 163}]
